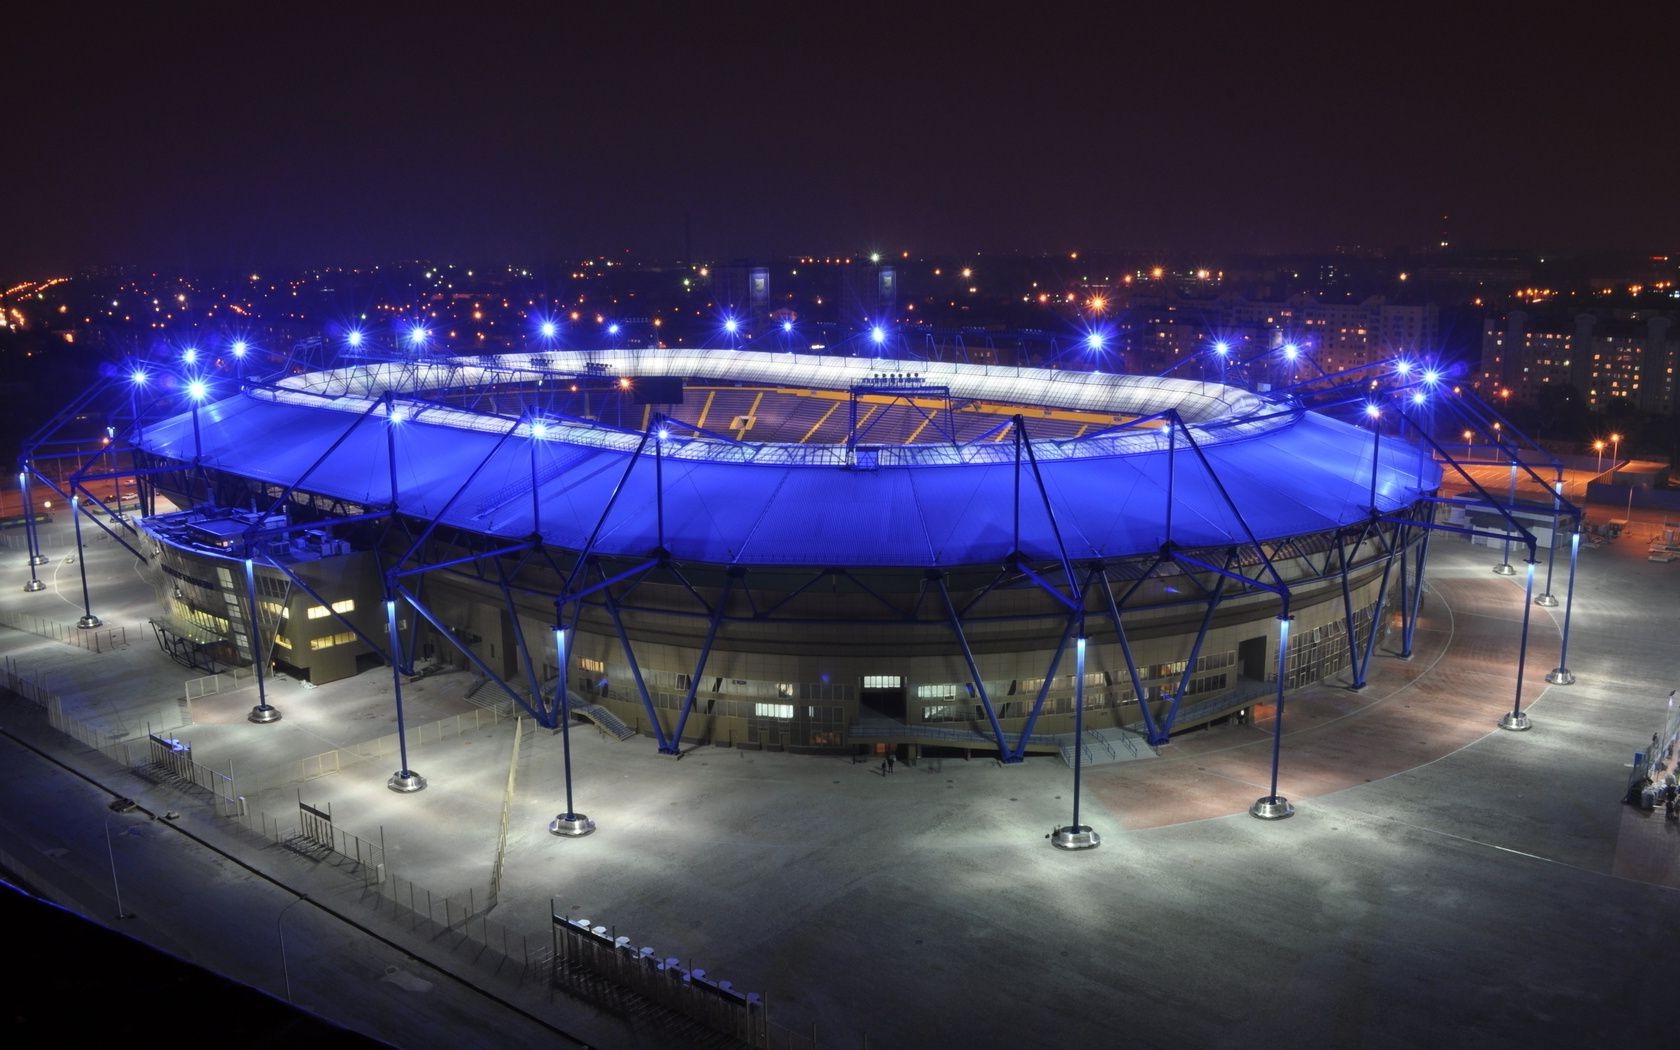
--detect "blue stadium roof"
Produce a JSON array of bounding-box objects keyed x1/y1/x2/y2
[{"x1": 134, "y1": 351, "x2": 1442, "y2": 567}]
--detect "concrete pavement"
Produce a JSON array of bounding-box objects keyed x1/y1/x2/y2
[{"x1": 2, "y1": 503, "x2": 1677, "y2": 1048}]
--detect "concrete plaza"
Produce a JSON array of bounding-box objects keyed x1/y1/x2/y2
[{"x1": 1, "y1": 500, "x2": 1677, "y2": 1048}]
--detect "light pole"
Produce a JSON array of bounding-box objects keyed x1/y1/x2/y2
[
  {"x1": 72, "y1": 494, "x2": 102, "y2": 628},
  {"x1": 1593, "y1": 440, "x2": 1605, "y2": 473},
  {"x1": 103, "y1": 815, "x2": 132, "y2": 919},
  {"x1": 1052, "y1": 634, "x2": 1099, "y2": 850},
  {"x1": 21, "y1": 471, "x2": 45, "y2": 592},
  {"x1": 1610, "y1": 432, "x2": 1621, "y2": 472},
  {"x1": 1463, "y1": 430, "x2": 1474, "y2": 459},
  {"x1": 549, "y1": 625, "x2": 595, "y2": 836},
  {"x1": 277, "y1": 894, "x2": 310, "y2": 1002}
]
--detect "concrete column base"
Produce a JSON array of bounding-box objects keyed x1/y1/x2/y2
[
  {"x1": 1051, "y1": 825, "x2": 1100, "y2": 850},
  {"x1": 388, "y1": 770, "x2": 427, "y2": 792},
  {"x1": 23, "y1": 579, "x2": 45, "y2": 592},
  {"x1": 1250, "y1": 796, "x2": 1295, "y2": 820},
  {"x1": 76, "y1": 614, "x2": 102, "y2": 629},
  {"x1": 1545, "y1": 668, "x2": 1575, "y2": 685},
  {"x1": 1492, "y1": 563, "x2": 1516, "y2": 576},
  {"x1": 1498, "y1": 711, "x2": 1532, "y2": 731},
  {"x1": 248, "y1": 703, "x2": 282, "y2": 724},
  {"x1": 550, "y1": 813, "x2": 596, "y2": 836},
  {"x1": 29, "y1": 554, "x2": 49, "y2": 566}
]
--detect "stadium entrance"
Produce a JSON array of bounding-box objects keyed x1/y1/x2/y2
[{"x1": 860, "y1": 676, "x2": 907, "y2": 721}]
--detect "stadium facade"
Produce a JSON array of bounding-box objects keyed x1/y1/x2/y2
[{"x1": 24, "y1": 347, "x2": 1455, "y2": 762}]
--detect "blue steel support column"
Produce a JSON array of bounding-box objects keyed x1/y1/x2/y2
[
  {"x1": 1399, "y1": 525, "x2": 1432, "y2": 659},
  {"x1": 1546, "y1": 528, "x2": 1580, "y2": 685},
  {"x1": 243, "y1": 557, "x2": 282, "y2": 724},
  {"x1": 1337, "y1": 529, "x2": 1372, "y2": 690},
  {"x1": 548, "y1": 626, "x2": 595, "y2": 836},
  {"x1": 1499, "y1": 560, "x2": 1540, "y2": 731},
  {"x1": 71, "y1": 495, "x2": 101, "y2": 629},
  {"x1": 1535, "y1": 478, "x2": 1562, "y2": 606},
  {"x1": 1355, "y1": 535, "x2": 1399, "y2": 687},
  {"x1": 1492, "y1": 460, "x2": 1518, "y2": 575},
  {"x1": 1098, "y1": 569, "x2": 1163, "y2": 746},
  {"x1": 936, "y1": 574, "x2": 1012, "y2": 760},
  {"x1": 385, "y1": 593, "x2": 426, "y2": 791},
  {"x1": 1250, "y1": 614, "x2": 1296, "y2": 820},
  {"x1": 1051, "y1": 634, "x2": 1100, "y2": 850},
  {"x1": 602, "y1": 588, "x2": 673, "y2": 752},
  {"x1": 20, "y1": 471, "x2": 46, "y2": 591},
  {"x1": 667, "y1": 572, "x2": 735, "y2": 752}
]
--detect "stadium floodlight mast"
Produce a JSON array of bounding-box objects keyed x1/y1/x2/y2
[
  {"x1": 1213, "y1": 339, "x2": 1231, "y2": 384},
  {"x1": 70, "y1": 494, "x2": 101, "y2": 629},
  {"x1": 1051, "y1": 634, "x2": 1100, "y2": 850},
  {"x1": 20, "y1": 471, "x2": 46, "y2": 591},
  {"x1": 548, "y1": 625, "x2": 596, "y2": 836},
  {"x1": 244, "y1": 557, "x2": 283, "y2": 724}
]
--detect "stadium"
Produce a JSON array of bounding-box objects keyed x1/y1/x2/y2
[{"x1": 25, "y1": 343, "x2": 1464, "y2": 784}]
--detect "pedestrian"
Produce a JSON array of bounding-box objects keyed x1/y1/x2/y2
[
  {"x1": 879, "y1": 759, "x2": 887, "y2": 777},
  {"x1": 887, "y1": 752, "x2": 896, "y2": 775}
]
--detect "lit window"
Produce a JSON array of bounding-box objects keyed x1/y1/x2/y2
[{"x1": 754, "y1": 703, "x2": 794, "y2": 719}]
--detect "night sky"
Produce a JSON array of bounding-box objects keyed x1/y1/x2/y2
[{"x1": 5, "y1": 5, "x2": 1676, "y2": 275}]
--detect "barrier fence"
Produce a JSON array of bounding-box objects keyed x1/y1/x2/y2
[
  {"x1": 489, "y1": 717, "x2": 526, "y2": 905},
  {"x1": 292, "y1": 704, "x2": 514, "y2": 781},
  {"x1": 0, "y1": 609, "x2": 129, "y2": 654},
  {"x1": 184, "y1": 666, "x2": 256, "y2": 702},
  {"x1": 552, "y1": 908, "x2": 771, "y2": 1047}
]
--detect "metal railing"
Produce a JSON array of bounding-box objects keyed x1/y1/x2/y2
[
  {"x1": 291, "y1": 704, "x2": 513, "y2": 781},
  {"x1": 552, "y1": 909, "x2": 768, "y2": 1046},
  {"x1": 0, "y1": 609, "x2": 129, "y2": 653}
]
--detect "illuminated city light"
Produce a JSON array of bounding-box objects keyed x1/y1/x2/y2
[
  {"x1": 130, "y1": 369, "x2": 148, "y2": 386},
  {"x1": 346, "y1": 329, "x2": 364, "y2": 347},
  {"x1": 187, "y1": 380, "x2": 208, "y2": 401},
  {"x1": 870, "y1": 325, "x2": 886, "y2": 346},
  {"x1": 1086, "y1": 331, "x2": 1105, "y2": 351},
  {"x1": 408, "y1": 325, "x2": 429, "y2": 347},
  {"x1": 182, "y1": 346, "x2": 199, "y2": 364},
  {"x1": 1213, "y1": 340, "x2": 1230, "y2": 356},
  {"x1": 231, "y1": 339, "x2": 248, "y2": 358},
  {"x1": 540, "y1": 320, "x2": 557, "y2": 338}
]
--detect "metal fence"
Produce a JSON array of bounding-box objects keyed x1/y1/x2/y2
[
  {"x1": 184, "y1": 666, "x2": 256, "y2": 702},
  {"x1": 552, "y1": 909, "x2": 771, "y2": 1047},
  {"x1": 291, "y1": 704, "x2": 514, "y2": 781},
  {"x1": 370, "y1": 871, "x2": 549, "y2": 983},
  {"x1": 0, "y1": 608, "x2": 129, "y2": 653}
]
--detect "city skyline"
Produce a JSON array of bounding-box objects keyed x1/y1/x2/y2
[{"x1": 5, "y1": 6, "x2": 1677, "y2": 275}]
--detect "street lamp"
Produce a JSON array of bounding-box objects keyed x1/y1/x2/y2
[
  {"x1": 1463, "y1": 430, "x2": 1474, "y2": 459},
  {"x1": 1610, "y1": 432, "x2": 1622, "y2": 472},
  {"x1": 277, "y1": 894, "x2": 310, "y2": 1001},
  {"x1": 1594, "y1": 439, "x2": 1605, "y2": 473}
]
